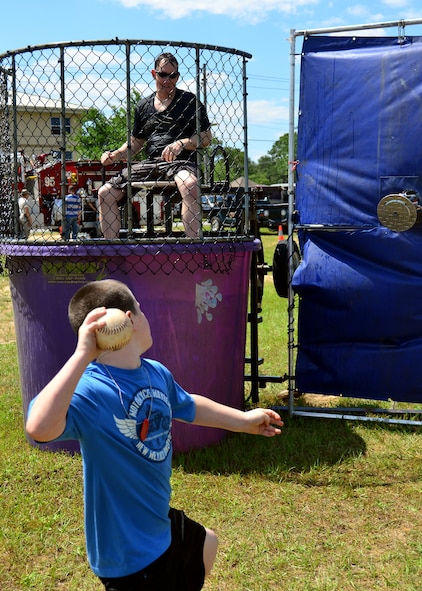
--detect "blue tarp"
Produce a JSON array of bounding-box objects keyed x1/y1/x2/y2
[{"x1": 292, "y1": 35, "x2": 422, "y2": 402}]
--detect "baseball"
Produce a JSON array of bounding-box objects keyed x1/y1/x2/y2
[{"x1": 96, "y1": 308, "x2": 133, "y2": 351}]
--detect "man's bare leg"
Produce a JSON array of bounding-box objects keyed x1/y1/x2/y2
[
  {"x1": 203, "y1": 528, "x2": 218, "y2": 578},
  {"x1": 175, "y1": 170, "x2": 201, "y2": 238},
  {"x1": 98, "y1": 183, "x2": 123, "y2": 239}
]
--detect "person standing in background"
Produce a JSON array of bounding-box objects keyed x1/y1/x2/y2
[
  {"x1": 18, "y1": 188, "x2": 33, "y2": 238},
  {"x1": 63, "y1": 184, "x2": 81, "y2": 240}
]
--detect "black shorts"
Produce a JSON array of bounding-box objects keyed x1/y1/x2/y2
[
  {"x1": 99, "y1": 508, "x2": 206, "y2": 591},
  {"x1": 109, "y1": 159, "x2": 197, "y2": 191}
]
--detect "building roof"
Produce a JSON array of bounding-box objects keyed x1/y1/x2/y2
[
  {"x1": 15, "y1": 92, "x2": 86, "y2": 113},
  {"x1": 230, "y1": 176, "x2": 259, "y2": 188}
]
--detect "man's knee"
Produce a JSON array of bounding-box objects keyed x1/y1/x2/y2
[
  {"x1": 175, "y1": 171, "x2": 198, "y2": 198},
  {"x1": 98, "y1": 183, "x2": 120, "y2": 204}
]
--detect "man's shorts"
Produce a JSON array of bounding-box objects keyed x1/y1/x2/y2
[
  {"x1": 99, "y1": 508, "x2": 206, "y2": 591},
  {"x1": 109, "y1": 159, "x2": 197, "y2": 191}
]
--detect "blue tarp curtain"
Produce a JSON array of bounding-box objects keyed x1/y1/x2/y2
[{"x1": 292, "y1": 34, "x2": 422, "y2": 402}]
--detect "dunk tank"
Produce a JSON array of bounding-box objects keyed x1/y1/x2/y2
[
  {"x1": 288, "y1": 19, "x2": 422, "y2": 421},
  {"x1": 0, "y1": 40, "x2": 260, "y2": 452}
]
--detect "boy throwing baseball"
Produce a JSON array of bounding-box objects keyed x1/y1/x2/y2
[{"x1": 26, "y1": 279, "x2": 283, "y2": 591}]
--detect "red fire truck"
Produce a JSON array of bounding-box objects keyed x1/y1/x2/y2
[
  {"x1": 35, "y1": 156, "x2": 165, "y2": 236},
  {"x1": 35, "y1": 158, "x2": 121, "y2": 236}
]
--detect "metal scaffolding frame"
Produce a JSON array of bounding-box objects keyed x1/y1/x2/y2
[{"x1": 284, "y1": 19, "x2": 422, "y2": 426}]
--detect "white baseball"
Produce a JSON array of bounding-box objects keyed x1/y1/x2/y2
[{"x1": 96, "y1": 308, "x2": 133, "y2": 351}]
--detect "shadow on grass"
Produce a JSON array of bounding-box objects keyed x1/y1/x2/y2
[{"x1": 173, "y1": 413, "x2": 367, "y2": 478}]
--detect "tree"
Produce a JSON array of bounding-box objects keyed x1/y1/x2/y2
[
  {"x1": 248, "y1": 155, "x2": 276, "y2": 185},
  {"x1": 249, "y1": 132, "x2": 297, "y2": 185},
  {"x1": 206, "y1": 139, "x2": 245, "y2": 185},
  {"x1": 73, "y1": 91, "x2": 143, "y2": 160}
]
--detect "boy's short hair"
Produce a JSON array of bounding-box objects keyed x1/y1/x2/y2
[{"x1": 68, "y1": 279, "x2": 137, "y2": 333}]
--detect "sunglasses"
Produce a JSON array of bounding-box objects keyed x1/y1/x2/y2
[{"x1": 155, "y1": 70, "x2": 179, "y2": 79}]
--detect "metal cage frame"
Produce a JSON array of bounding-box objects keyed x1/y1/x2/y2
[{"x1": 284, "y1": 18, "x2": 422, "y2": 426}]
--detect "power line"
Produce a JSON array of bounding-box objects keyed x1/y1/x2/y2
[
  {"x1": 248, "y1": 85, "x2": 289, "y2": 92},
  {"x1": 248, "y1": 74, "x2": 290, "y2": 83}
]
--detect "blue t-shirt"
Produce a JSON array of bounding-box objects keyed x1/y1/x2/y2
[
  {"x1": 64, "y1": 193, "x2": 81, "y2": 218},
  {"x1": 30, "y1": 358, "x2": 196, "y2": 578}
]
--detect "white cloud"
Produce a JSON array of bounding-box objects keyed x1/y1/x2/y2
[
  {"x1": 247, "y1": 99, "x2": 289, "y2": 126},
  {"x1": 381, "y1": 0, "x2": 409, "y2": 8},
  {"x1": 117, "y1": 0, "x2": 318, "y2": 23},
  {"x1": 346, "y1": 4, "x2": 384, "y2": 21}
]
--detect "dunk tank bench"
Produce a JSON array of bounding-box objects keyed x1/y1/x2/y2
[{"x1": 125, "y1": 145, "x2": 243, "y2": 237}]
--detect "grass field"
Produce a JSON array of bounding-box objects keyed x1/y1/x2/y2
[{"x1": 1, "y1": 239, "x2": 422, "y2": 590}]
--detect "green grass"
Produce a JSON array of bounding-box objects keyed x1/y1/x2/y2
[{"x1": 1, "y1": 255, "x2": 422, "y2": 590}]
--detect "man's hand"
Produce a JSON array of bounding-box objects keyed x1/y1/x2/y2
[
  {"x1": 161, "y1": 141, "x2": 184, "y2": 162},
  {"x1": 101, "y1": 151, "x2": 114, "y2": 165},
  {"x1": 26, "y1": 306, "x2": 109, "y2": 444}
]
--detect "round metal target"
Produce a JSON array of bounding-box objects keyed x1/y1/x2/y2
[{"x1": 377, "y1": 194, "x2": 418, "y2": 232}]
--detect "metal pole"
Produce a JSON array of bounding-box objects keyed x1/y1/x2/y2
[
  {"x1": 287, "y1": 30, "x2": 297, "y2": 417},
  {"x1": 292, "y1": 17, "x2": 422, "y2": 37},
  {"x1": 195, "y1": 46, "x2": 203, "y2": 239},
  {"x1": 125, "y1": 42, "x2": 133, "y2": 236},
  {"x1": 10, "y1": 56, "x2": 20, "y2": 237},
  {"x1": 59, "y1": 47, "x2": 67, "y2": 224},
  {"x1": 241, "y1": 54, "x2": 260, "y2": 403},
  {"x1": 202, "y1": 63, "x2": 210, "y2": 186},
  {"x1": 241, "y1": 55, "x2": 251, "y2": 225}
]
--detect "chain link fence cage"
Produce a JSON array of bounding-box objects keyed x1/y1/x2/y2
[
  {"x1": 0, "y1": 40, "x2": 256, "y2": 276},
  {"x1": 0, "y1": 40, "x2": 265, "y2": 452}
]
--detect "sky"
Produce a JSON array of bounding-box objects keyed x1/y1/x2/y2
[{"x1": 1, "y1": 0, "x2": 422, "y2": 161}]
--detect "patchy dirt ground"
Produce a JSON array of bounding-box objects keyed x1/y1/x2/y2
[
  {"x1": 274, "y1": 389, "x2": 342, "y2": 408},
  {"x1": 0, "y1": 279, "x2": 15, "y2": 345}
]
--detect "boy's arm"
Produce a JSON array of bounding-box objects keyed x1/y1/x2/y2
[
  {"x1": 25, "y1": 308, "x2": 107, "y2": 442},
  {"x1": 190, "y1": 395, "x2": 283, "y2": 437}
]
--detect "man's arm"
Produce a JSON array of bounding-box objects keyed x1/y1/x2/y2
[
  {"x1": 25, "y1": 308, "x2": 107, "y2": 442},
  {"x1": 189, "y1": 394, "x2": 283, "y2": 437},
  {"x1": 162, "y1": 130, "x2": 213, "y2": 162},
  {"x1": 178, "y1": 129, "x2": 212, "y2": 150},
  {"x1": 101, "y1": 136, "x2": 145, "y2": 165}
]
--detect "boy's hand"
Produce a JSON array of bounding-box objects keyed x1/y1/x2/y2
[
  {"x1": 243, "y1": 408, "x2": 284, "y2": 437},
  {"x1": 26, "y1": 307, "x2": 110, "y2": 444},
  {"x1": 191, "y1": 395, "x2": 284, "y2": 436},
  {"x1": 75, "y1": 307, "x2": 108, "y2": 361}
]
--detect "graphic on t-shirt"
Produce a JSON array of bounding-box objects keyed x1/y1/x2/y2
[{"x1": 114, "y1": 387, "x2": 172, "y2": 462}]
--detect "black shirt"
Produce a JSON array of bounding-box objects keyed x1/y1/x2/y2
[{"x1": 132, "y1": 88, "x2": 211, "y2": 162}]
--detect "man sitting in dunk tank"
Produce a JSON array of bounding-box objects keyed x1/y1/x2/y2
[{"x1": 98, "y1": 52, "x2": 212, "y2": 239}]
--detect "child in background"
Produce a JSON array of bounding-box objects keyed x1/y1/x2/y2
[{"x1": 63, "y1": 184, "x2": 81, "y2": 240}]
